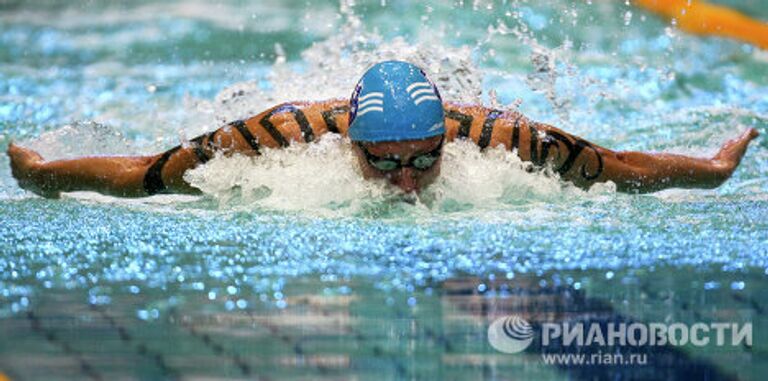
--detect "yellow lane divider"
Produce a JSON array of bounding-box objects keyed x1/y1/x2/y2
[{"x1": 634, "y1": 0, "x2": 768, "y2": 50}]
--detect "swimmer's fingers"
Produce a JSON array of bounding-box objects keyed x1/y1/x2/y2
[
  {"x1": 729, "y1": 128, "x2": 758, "y2": 150},
  {"x1": 8, "y1": 143, "x2": 43, "y2": 176},
  {"x1": 712, "y1": 128, "x2": 759, "y2": 172},
  {"x1": 8, "y1": 142, "x2": 45, "y2": 162},
  {"x1": 6, "y1": 143, "x2": 58, "y2": 197},
  {"x1": 8, "y1": 143, "x2": 28, "y2": 180},
  {"x1": 745, "y1": 127, "x2": 760, "y2": 140}
]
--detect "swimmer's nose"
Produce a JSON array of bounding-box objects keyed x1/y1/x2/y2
[{"x1": 391, "y1": 167, "x2": 418, "y2": 193}]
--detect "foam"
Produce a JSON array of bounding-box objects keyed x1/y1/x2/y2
[{"x1": 182, "y1": 134, "x2": 613, "y2": 216}]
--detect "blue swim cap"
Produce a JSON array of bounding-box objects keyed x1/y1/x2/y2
[{"x1": 348, "y1": 61, "x2": 445, "y2": 142}]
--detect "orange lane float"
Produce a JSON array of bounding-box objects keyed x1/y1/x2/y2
[{"x1": 634, "y1": 0, "x2": 768, "y2": 50}]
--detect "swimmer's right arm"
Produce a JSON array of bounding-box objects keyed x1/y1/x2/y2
[
  {"x1": 6, "y1": 121, "x2": 267, "y2": 198},
  {"x1": 6, "y1": 132, "x2": 232, "y2": 198},
  {"x1": 7, "y1": 100, "x2": 349, "y2": 198}
]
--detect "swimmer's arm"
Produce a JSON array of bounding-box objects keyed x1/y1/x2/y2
[
  {"x1": 520, "y1": 122, "x2": 760, "y2": 192},
  {"x1": 591, "y1": 128, "x2": 759, "y2": 193},
  {"x1": 7, "y1": 100, "x2": 349, "y2": 198},
  {"x1": 7, "y1": 144, "x2": 157, "y2": 198},
  {"x1": 6, "y1": 123, "x2": 262, "y2": 198},
  {"x1": 444, "y1": 104, "x2": 759, "y2": 192},
  {"x1": 137, "y1": 99, "x2": 348, "y2": 195}
]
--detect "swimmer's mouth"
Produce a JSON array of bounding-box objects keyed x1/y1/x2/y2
[{"x1": 398, "y1": 192, "x2": 419, "y2": 205}]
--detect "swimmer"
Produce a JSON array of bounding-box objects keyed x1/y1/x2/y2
[{"x1": 6, "y1": 60, "x2": 760, "y2": 198}]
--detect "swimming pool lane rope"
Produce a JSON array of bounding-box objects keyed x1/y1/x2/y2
[{"x1": 635, "y1": 0, "x2": 768, "y2": 50}]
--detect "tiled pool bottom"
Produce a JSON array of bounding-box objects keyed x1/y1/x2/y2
[{"x1": 0, "y1": 267, "x2": 764, "y2": 381}]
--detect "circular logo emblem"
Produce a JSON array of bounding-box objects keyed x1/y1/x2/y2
[{"x1": 488, "y1": 315, "x2": 534, "y2": 354}]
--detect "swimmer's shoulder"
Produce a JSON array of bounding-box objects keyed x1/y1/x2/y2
[
  {"x1": 299, "y1": 98, "x2": 351, "y2": 136},
  {"x1": 443, "y1": 101, "x2": 522, "y2": 119},
  {"x1": 442, "y1": 101, "x2": 526, "y2": 144},
  {"x1": 443, "y1": 101, "x2": 482, "y2": 115},
  {"x1": 237, "y1": 98, "x2": 351, "y2": 147}
]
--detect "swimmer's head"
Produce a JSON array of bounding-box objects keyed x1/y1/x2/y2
[
  {"x1": 348, "y1": 60, "x2": 445, "y2": 142},
  {"x1": 348, "y1": 61, "x2": 446, "y2": 194}
]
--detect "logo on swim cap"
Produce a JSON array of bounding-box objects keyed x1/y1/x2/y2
[{"x1": 349, "y1": 61, "x2": 445, "y2": 142}]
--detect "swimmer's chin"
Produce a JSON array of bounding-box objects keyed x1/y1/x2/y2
[
  {"x1": 382, "y1": 190, "x2": 420, "y2": 205},
  {"x1": 398, "y1": 192, "x2": 419, "y2": 205},
  {"x1": 391, "y1": 184, "x2": 442, "y2": 206}
]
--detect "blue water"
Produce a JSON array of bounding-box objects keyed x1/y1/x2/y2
[{"x1": 1, "y1": 1, "x2": 767, "y2": 380}]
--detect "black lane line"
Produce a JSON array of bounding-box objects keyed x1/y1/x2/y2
[
  {"x1": 169, "y1": 308, "x2": 253, "y2": 377},
  {"x1": 26, "y1": 311, "x2": 103, "y2": 381},
  {"x1": 143, "y1": 145, "x2": 181, "y2": 195},
  {"x1": 445, "y1": 110, "x2": 473, "y2": 139},
  {"x1": 478, "y1": 109, "x2": 502, "y2": 149},
  {"x1": 89, "y1": 304, "x2": 180, "y2": 380},
  {"x1": 732, "y1": 293, "x2": 764, "y2": 315},
  {"x1": 230, "y1": 120, "x2": 261, "y2": 154},
  {"x1": 243, "y1": 308, "x2": 340, "y2": 375}
]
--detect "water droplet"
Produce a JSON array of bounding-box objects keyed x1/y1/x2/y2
[{"x1": 624, "y1": 11, "x2": 633, "y2": 26}]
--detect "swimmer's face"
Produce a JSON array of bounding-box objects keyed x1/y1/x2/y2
[{"x1": 353, "y1": 135, "x2": 444, "y2": 194}]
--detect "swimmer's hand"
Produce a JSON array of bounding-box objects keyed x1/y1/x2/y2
[
  {"x1": 7, "y1": 143, "x2": 60, "y2": 198},
  {"x1": 711, "y1": 128, "x2": 760, "y2": 179}
]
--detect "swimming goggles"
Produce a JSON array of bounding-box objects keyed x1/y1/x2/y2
[{"x1": 356, "y1": 137, "x2": 444, "y2": 172}]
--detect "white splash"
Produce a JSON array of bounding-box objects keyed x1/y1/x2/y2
[
  {"x1": 183, "y1": 134, "x2": 389, "y2": 215},
  {"x1": 183, "y1": 134, "x2": 609, "y2": 216},
  {"x1": 203, "y1": 12, "x2": 483, "y2": 124},
  {"x1": 25, "y1": 121, "x2": 134, "y2": 160}
]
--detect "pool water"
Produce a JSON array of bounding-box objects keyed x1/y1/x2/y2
[{"x1": 1, "y1": 0, "x2": 767, "y2": 380}]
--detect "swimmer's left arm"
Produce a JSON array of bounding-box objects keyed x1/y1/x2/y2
[
  {"x1": 444, "y1": 104, "x2": 759, "y2": 192},
  {"x1": 591, "y1": 128, "x2": 759, "y2": 192},
  {"x1": 444, "y1": 105, "x2": 612, "y2": 188}
]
